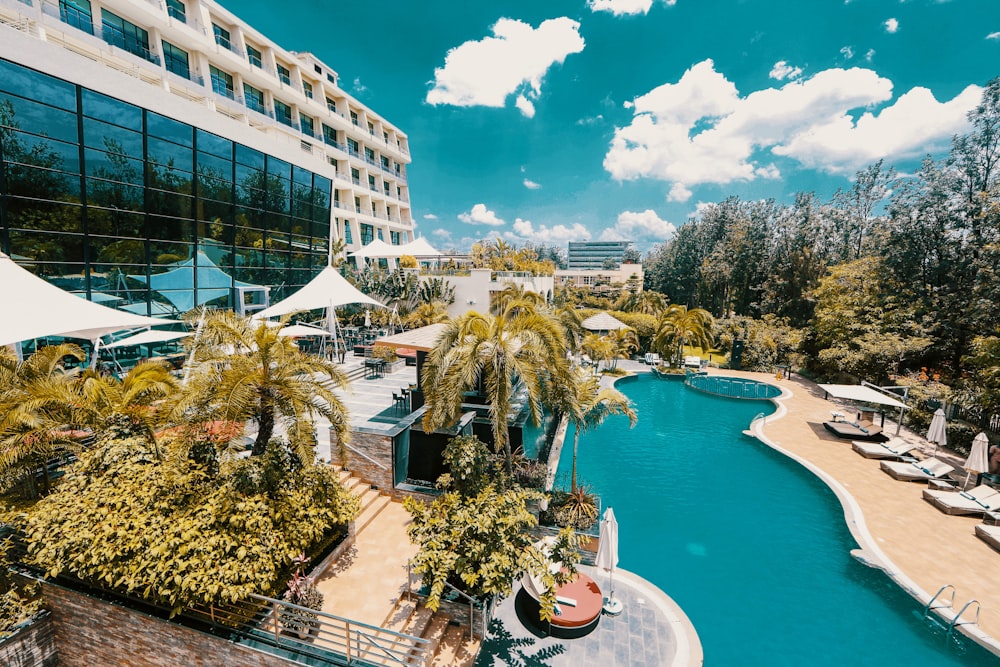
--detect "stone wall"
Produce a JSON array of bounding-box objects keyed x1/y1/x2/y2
[
  {"x1": 330, "y1": 428, "x2": 397, "y2": 497},
  {"x1": 0, "y1": 611, "x2": 58, "y2": 667},
  {"x1": 41, "y1": 583, "x2": 303, "y2": 667}
]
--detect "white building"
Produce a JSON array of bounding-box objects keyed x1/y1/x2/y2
[
  {"x1": 554, "y1": 263, "x2": 644, "y2": 293},
  {"x1": 0, "y1": 0, "x2": 414, "y2": 274}
]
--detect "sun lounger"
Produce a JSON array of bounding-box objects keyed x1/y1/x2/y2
[
  {"x1": 683, "y1": 355, "x2": 701, "y2": 369},
  {"x1": 975, "y1": 524, "x2": 1000, "y2": 553},
  {"x1": 824, "y1": 420, "x2": 884, "y2": 441},
  {"x1": 879, "y1": 457, "x2": 955, "y2": 482},
  {"x1": 922, "y1": 485, "x2": 1000, "y2": 516},
  {"x1": 643, "y1": 352, "x2": 661, "y2": 366},
  {"x1": 851, "y1": 439, "x2": 919, "y2": 460}
]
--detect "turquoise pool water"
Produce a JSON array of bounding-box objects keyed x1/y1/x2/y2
[{"x1": 556, "y1": 376, "x2": 999, "y2": 665}]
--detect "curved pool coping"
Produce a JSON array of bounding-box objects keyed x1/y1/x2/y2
[
  {"x1": 744, "y1": 377, "x2": 1000, "y2": 658},
  {"x1": 612, "y1": 368, "x2": 1000, "y2": 659}
]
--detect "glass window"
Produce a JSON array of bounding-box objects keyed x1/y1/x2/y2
[
  {"x1": 0, "y1": 59, "x2": 77, "y2": 111},
  {"x1": 212, "y1": 23, "x2": 232, "y2": 50},
  {"x1": 85, "y1": 178, "x2": 144, "y2": 215},
  {"x1": 368, "y1": 175, "x2": 376, "y2": 190},
  {"x1": 100, "y1": 10, "x2": 154, "y2": 63},
  {"x1": 7, "y1": 202, "x2": 83, "y2": 233},
  {"x1": 360, "y1": 223, "x2": 373, "y2": 245},
  {"x1": 196, "y1": 151, "x2": 231, "y2": 181},
  {"x1": 4, "y1": 133, "x2": 81, "y2": 175},
  {"x1": 196, "y1": 129, "x2": 232, "y2": 160},
  {"x1": 377, "y1": 228, "x2": 384, "y2": 241},
  {"x1": 277, "y1": 64, "x2": 291, "y2": 85},
  {"x1": 350, "y1": 110, "x2": 358, "y2": 125},
  {"x1": 209, "y1": 66, "x2": 234, "y2": 99},
  {"x1": 350, "y1": 168, "x2": 359, "y2": 184},
  {"x1": 0, "y1": 93, "x2": 79, "y2": 145},
  {"x1": 81, "y1": 89, "x2": 142, "y2": 131},
  {"x1": 84, "y1": 148, "x2": 144, "y2": 185},
  {"x1": 299, "y1": 113, "x2": 314, "y2": 137},
  {"x1": 235, "y1": 144, "x2": 264, "y2": 170},
  {"x1": 82, "y1": 117, "x2": 142, "y2": 157},
  {"x1": 322, "y1": 124, "x2": 337, "y2": 147},
  {"x1": 347, "y1": 138, "x2": 359, "y2": 155},
  {"x1": 165, "y1": 0, "x2": 186, "y2": 22},
  {"x1": 390, "y1": 231, "x2": 400, "y2": 245},
  {"x1": 243, "y1": 83, "x2": 265, "y2": 114},
  {"x1": 381, "y1": 155, "x2": 390, "y2": 169},
  {"x1": 147, "y1": 136, "x2": 193, "y2": 170},
  {"x1": 343, "y1": 221, "x2": 353, "y2": 245},
  {"x1": 367, "y1": 121, "x2": 374, "y2": 134},
  {"x1": 246, "y1": 44, "x2": 262, "y2": 68},
  {"x1": 59, "y1": 0, "x2": 94, "y2": 34},
  {"x1": 161, "y1": 41, "x2": 191, "y2": 80},
  {"x1": 326, "y1": 97, "x2": 336, "y2": 113},
  {"x1": 365, "y1": 147, "x2": 375, "y2": 161},
  {"x1": 302, "y1": 81, "x2": 313, "y2": 99},
  {"x1": 273, "y1": 99, "x2": 293, "y2": 127}
]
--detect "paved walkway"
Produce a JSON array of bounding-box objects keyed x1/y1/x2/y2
[
  {"x1": 733, "y1": 370, "x2": 1000, "y2": 653},
  {"x1": 313, "y1": 499, "x2": 417, "y2": 627}
]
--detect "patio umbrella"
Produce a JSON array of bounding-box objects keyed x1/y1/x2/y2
[
  {"x1": 964, "y1": 432, "x2": 991, "y2": 488},
  {"x1": 927, "y1": 408, "x2": 947, "y2": 454},
  {"x1": 595, "y1": 507, "x2": 622, "y2": 615}
]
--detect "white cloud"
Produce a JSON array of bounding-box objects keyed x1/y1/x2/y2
[
  {"x1": 769, "y1": 60, "x2": 803, "y2": 81},
  {"x1": 423, "y1": 213, "x2": 439, "y2": 220},
  {"x1": 588, "y1": 0, "x2": 653, "y2": 16},
  {"x1": 884, "y1": 18, "x2": 899, "y2": 33},
  {"x1": 865, "y1": 48, "x2": 876, "y2": 62},
  {"x1": 353, "y1": 77, "x2": 368, "y2": 95},
  {"x1": 987, "y1": 32, "x2": 1000, "y2": 40},
  {"x1": 426, "y1": 18, "x2": 584, "y2": 116},
  {"x1": 599, "y1": 210, "x2": 677, "y2": 242},
  {"x1": 576, "y1": 114, "x2": 605, "y2": 126},
  {"x1": 515, "y1": 94, "x2": 536, "y2": 118},
  {"x1": 505, "y1": 218, "x2": 591, "y2": 244},
  {"x1": 603, "y1": 59, "x2": 981, "y2": 194},
  {"x1": 523, "y1": 179, "x2": 542, "y2": 190},
  {"x1": 458, "y1": 203, "x2": 505, "y2": 226},
  {"x1": 840, "y1": 45, "x2": 855, "y2": 59},
  {"x1": 431, "y1": 228, "x2": 452, "y2": 240}
]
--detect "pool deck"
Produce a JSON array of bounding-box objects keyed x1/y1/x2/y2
[{"x1": 710, "y1": 367, "x2": 1000, "y2": 656}]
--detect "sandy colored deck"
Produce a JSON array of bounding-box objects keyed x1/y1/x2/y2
[{"x1": 742, "y1": 370, "x2": 1000, "y2": 652}]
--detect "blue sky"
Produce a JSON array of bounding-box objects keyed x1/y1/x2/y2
[{"x1": 236, "y1": 0, "x2": 1000, "y2": 252}]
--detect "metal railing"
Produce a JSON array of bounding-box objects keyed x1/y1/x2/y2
[
  {"x1": 685, "y1": 374, "x2": 781, "y2": 400},
  {"x1": 406, "y1": 562, "x2": 488, "y2": 640}
]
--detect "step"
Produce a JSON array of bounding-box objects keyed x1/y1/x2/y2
[
  {"x1": 355, "y1": 493, "x2": 392, "y2": 534},
  {"x1": 430, "y1": 623, "x2": 479, "y2": 667},
  {"x1": 420, "y1": 613, "x2": 452, "y2": 661}
]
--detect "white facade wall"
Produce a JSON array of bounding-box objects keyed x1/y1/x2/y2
[
  {"x1": 554, "y1": 263, "x2": 644, "y2": 291},
  {"x1": 422, "y1": 270, "x2": 555, "y2": 317}
]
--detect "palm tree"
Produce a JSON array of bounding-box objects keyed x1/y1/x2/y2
[
  {"x1": 617, "y1": 290, "x2": 667, "y2": 316},
  {"x1": 653, "y1": 305, "x2": 714, "y2": 366},
  {"x1": 74, "y1": 361, "x2": 178, "y2": 453},
  {"x1": 605, "y1": 328, "x2": 639, "y2": 370},
  {"x1": 552, "y1": 367, "x2": 636, "y2": 492},
  {"x1": 404, "y1": 301, "x2": 450, "y2": 328},
  {"x1": 580, "y1": 333, "x2": 613, "y2": 371},
  {"x1": 422, "y1": 307, "x2": 570, "y2": 477},
  {"x1": 490, "y1": 283, "x2": 545, "y2": 316},
  {"x1": 178, "y1": 311, "x2": 350, "y2": 462},
  {"x1": 552, "y1": 304, "x2": 584, "y2": 352},
  {"x1": 0, "y1": 344, "x2": 84, "y2": 496}
]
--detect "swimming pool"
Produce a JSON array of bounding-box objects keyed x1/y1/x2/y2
[{"x1": 555, "y1": 376, "x2": 999, "y2": 665}]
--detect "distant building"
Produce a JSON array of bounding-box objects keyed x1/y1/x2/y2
[
  {"x1": 554, "y1": 263, "x2": 643, "y2": 293},
  {"x1": 567, "y1": 241, "x2": 631, "y2": 270},
  {"x1": 409, "y1": 268, "x2": 554, "y2": 317}
]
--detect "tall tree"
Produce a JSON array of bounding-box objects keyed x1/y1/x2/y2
[{"x1": 653, "y1": 305, "x2": 714, "y2": 366}]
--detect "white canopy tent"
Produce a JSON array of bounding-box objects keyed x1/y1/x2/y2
[
  {"x1": 103, "y1": 329, "x2": 191, "y2": 349},
  {"x1": 0, "y1": 251, "x2": 179, "y2": 347},
  {"x1": 252, "y1": 266, "x2": 384, "y2": 320},
  {"x1": 397, "y1": 237, "x2": 442, "y2": 258},
  {"x1": 819, "y1": 383, "x2": 909, "y2": 435},
  {"x1": 349, "y1": 238, "x2": 400, "y2": 260},
  {"x1": 582, "y1": 312, "x2": 629, "y2": 332}
]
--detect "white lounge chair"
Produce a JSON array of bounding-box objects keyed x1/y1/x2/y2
[
  {"x1": 851, "y1": 439, "x2": 919, "y2": 460},
  {"x1": 975, "y1": 524, "x2": 1000, "y2": 553},
  {"x1": 879, "y1": 457, "x2": 955, "y2": 482},
  {"x1": 643, "y1": 352, "x2": 661, "y2": 366},
  {"x1": 683, "y1": 355, "x2": 701, "y2": 369},
  {"x1": 922, "y1": 485, "x2": 1000, "y2": 516}
]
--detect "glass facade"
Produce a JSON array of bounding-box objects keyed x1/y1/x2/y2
[
  {"x1": 0, "y1": 58, "x2": 332, "y2": 318},
  {"x1": 101, "y1": 10, "x2": 156, "y2": 63}
]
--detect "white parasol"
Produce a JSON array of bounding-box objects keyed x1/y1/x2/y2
[{"x1": 595, "y1": 507, "x2": 622, "y2": 615}]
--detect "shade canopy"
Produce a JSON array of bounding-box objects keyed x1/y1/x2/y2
[
  {"x1": 374, "y1": 323, "x2": 448, "y2": 352},
  {"x1": 103, "y1": 329, "x2": 191, "y2": 349},
  {"x1": 129, "y1": 251, "x2": 264, "y2": 313},
  {"x1": 349, "y1": 238, "x2": 399, "y2": 259},
  {"x1": 0, "y1": 252, "x2": 178, "y2": 346},
  {"x1": 595, "y1": 507, "x2": 619, "y2": 573},
  {"x1": 582, "y1": 312, "x2": 628, "y2": 332},
  {"x1": 818, "y1": 384, "x2": 908, "y2": 410},
  {"x1": 927, "y1": 408, "x2": 948, "y2": 449},
  {"x1": 278, "y1": 323, "x2": 332, "y2": 338},
  {"x1": 253, "y1": 266, "x2": 383, "y2": 320},
  {"x1": 398, "y1": 237, "x2": 441, "y2": 257}
]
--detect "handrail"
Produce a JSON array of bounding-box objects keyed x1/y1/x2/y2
[
  {"x1": 924, "y1": 584, "x2": 956, "y2": 617},
  {"x1": 949, "y1": 599, "x2": 981, "y2": 635},
  {"x1": 344, "y1": 442, "x2": 388, "y2": 470}
]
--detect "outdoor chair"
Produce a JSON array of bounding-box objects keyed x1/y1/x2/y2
[
  {"x1": 922, "y1": 485, "x2": 1000, "y2": 516},
  {"x1": 824, "y1": 420, "x2": 884, "y2": 441},
  {"x1": 879, "y1": 457, "x2": 955, "y2": 482},
  {"x1": 851, "y1": 439, "x2": 919, "y2": 460},
  {"x1": 392, "y1": 392, "x2": 406, "y2": 414},
  {"x1": 975, "y1": 524, "x2": 1000, "y2": 553}
]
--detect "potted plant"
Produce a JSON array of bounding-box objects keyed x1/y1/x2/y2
[{"x1": 280, "y1": 554, "x2": 324, "y2": 639}]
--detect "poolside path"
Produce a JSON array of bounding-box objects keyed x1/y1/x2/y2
[{"x1": 741, "y1": 370, "x2": 1000, "y2": 648}]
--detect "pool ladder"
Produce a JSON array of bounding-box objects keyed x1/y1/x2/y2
[{"x1": 923, "y1": 584, "x2": 982, "y2": 640}]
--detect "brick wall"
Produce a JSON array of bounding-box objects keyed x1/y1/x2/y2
[
  {"x1": 331, "y1": 428, "x2": 397, "y2": 497},
  {"x1": 0, "y1": 611, "x2": 58, "y2": 667},
  {"x1": 41, "y1": 583, "x2": 303, "y2": 667}
]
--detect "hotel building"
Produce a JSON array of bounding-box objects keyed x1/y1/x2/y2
[{"x1": 0, "y1": 0, "x2": 414, "y2": 318}]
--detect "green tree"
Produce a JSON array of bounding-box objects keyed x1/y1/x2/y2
[
  {"x1": 178, "y1": 311, "x2": 349, "y2": 461},
  {"x1": 404, "y1": 485, "x2": 581, "y2": 621},
  {"x1": 653, "y1": 305, "x2": 714, "y2": 366},
  {"x1": 422, "y1": 307, "x2": 570, "y2": 478}
]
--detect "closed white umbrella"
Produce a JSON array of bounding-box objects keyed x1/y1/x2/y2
[
  {"x1": 927, "y1": 408, "x2": 947, "y2": 455},
  {"x1": 595, "y1": 507, "x2": 622, "y2": 615},
  {"x1": 964, "y1": 432, "x2": 991, "y2": 489}
]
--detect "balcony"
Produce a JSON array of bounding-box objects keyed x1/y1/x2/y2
[
  {"x1": 166, "y1": 5, "x2": 186, "y2": 22},
  {"x1": 100, "y1": 28, "x2": 160, "y2": 65}
]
